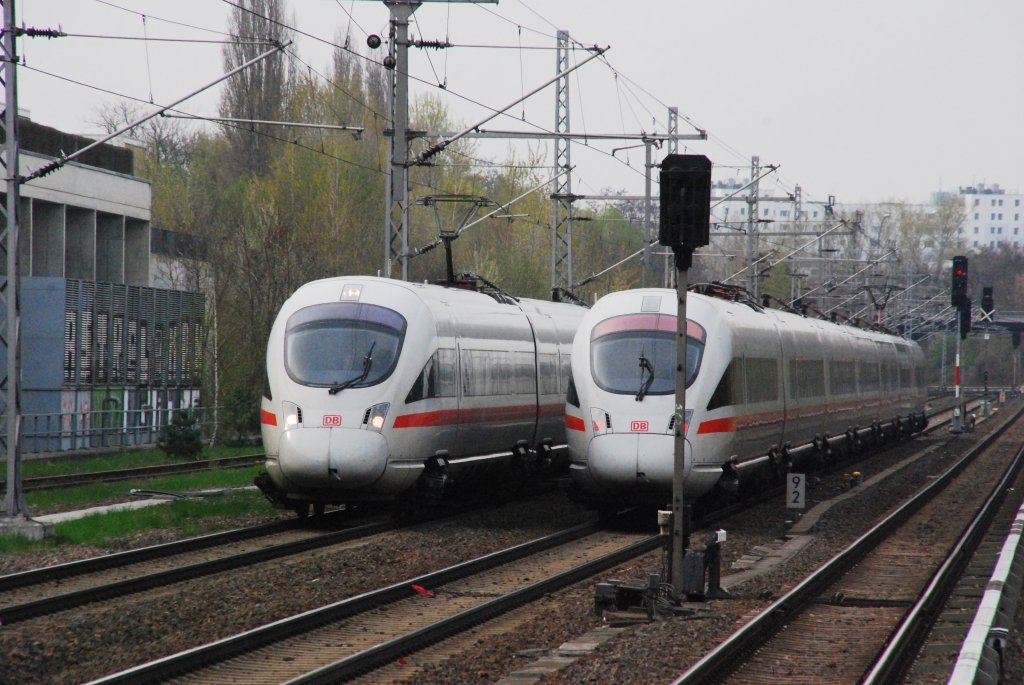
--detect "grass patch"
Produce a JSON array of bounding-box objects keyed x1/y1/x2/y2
[
  {"x1": 22, "y1": 445, "x2": 261, "y2": 479},
  {"x1": 26, "y1": 467, "x2": 266, "y2": 510},
  {"x1": 0, "y1": 488, "x2": 277, "y2": 553},
  {"x1": 56, "y1": 492, "x2": 272, "y2": 545}
]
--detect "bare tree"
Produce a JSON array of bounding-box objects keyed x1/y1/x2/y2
[
  {"x1": 220, "y1": 0, "x2": 295, "y2": 175},
  {"x1": 91, "y1": 101, "x2": 196, "y2": 168}
]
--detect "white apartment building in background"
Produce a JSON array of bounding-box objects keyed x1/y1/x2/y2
[
  {"x1": 710, "y1": 178, "x2": 827, "y2": 227},
  {"x1": 958, "y1": 183, "x2": 1024, "y2": 251}
]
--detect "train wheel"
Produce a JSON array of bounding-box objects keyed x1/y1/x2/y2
[
  {"x1": 313, "y1": 502, "x2": 326, "y2": 517},
  {"x1": 291, "y1": 502, "x2": 311, "y2": 519}
]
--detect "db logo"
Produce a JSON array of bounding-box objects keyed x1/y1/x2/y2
[
  {"x1": 322, "y1": 415, "x2": 342, "y2": 427},
  {"x1": 630, "y1": 420, "x2": 649, "y2": 432}
]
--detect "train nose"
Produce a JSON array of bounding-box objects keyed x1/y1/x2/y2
[
  {"x1": 278, "y1": 427, "x2": 388, "y2": 489},
  {"x1": 587, "y1": 434, "x2": 692, "y2": 487}
]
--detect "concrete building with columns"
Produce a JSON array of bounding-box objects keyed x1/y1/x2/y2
[{"x1": 7, "y1": 117, "x2": 204, "y2": 453}]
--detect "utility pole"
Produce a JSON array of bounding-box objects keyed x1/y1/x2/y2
[
  {"x1": 1, "y1": 0, "x2": 46, "y2": 539},
  {"x1": 382, "y1": 1, "x2": 418, "y2": 281},
  {"x1": 746, "y1": 155, "x2": 760, "y2": 295},
  {"x1": 642, "y1": 141, "x2": 653, "y2": 286},
  {"x1": 551, "y1": 30, "x2": 573, "y2": 299},
  {"x1": 664, "y1": 107, "x2": 679, "y2": 288},
  {"x1": 378, "y1": 0, "x2": 498, "y2": 280}
]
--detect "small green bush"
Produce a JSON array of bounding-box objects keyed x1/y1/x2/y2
[
  {"x1": 158, "y1": 409, "x2": 203, "y2": 460},
  {"x1": 221, "y1": 386, "x2": 261, "y2": 446}
]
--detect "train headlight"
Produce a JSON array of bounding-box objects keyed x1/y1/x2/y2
[
  {"x1": 590, "y1": 407, "x2": 611, "y2": 435},
  {"x1": 282, "y1": 401, "x2": 302, "y2": 429},
  {"x1": 364, "y1": 402, "x2": 390, "y2": 432}
]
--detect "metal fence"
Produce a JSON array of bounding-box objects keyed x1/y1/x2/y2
[{"x1": 19, "y1": 405, "x2": 223, "y2": 455}]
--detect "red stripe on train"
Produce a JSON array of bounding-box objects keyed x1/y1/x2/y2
[
  {"x1": 394, "y1": 404, "x2": 555, "y2": 429},
  {"x1": 565, "y1": 415, "x2": 586, "y2": 432},
  {"x1": 260, "y1": 409, "x2": 277, "y2": 426},
  {"x1": 392, "y1": 409, "x2": 460, "y2": 428},
  {"x1": 697, "y1": 417, "x2": 737, "y2": 434}
]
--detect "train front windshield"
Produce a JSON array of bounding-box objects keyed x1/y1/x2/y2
[
  {"x1": 590, "y1": 313, "x2": 706, "y2": 394},
  {"x1": 284, "y1": 302, "x2": 406, "y2": 389}
]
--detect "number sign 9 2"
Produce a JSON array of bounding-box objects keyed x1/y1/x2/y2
[{"x1": 787, "y1": 473, "x2": 806, "y2": 509}]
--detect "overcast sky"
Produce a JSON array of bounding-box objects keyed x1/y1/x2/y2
[{"x1": 16, "y1": 0, "x2": 1024, "y2": 208}]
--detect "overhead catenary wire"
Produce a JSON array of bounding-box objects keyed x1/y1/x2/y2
[
  {"x1": 22, "y1": 40, "x2": 291, "y2": 183},
  {"x1": 406, "y1": 165, "x2": 574, "y2": 258},
  {"x1": 214, "y1": 0, "x2": 715, "y2": 198},
  {"x1": 92, "y1": 0, "x2": 824, "y2": 212},
  {"x1": 96, "y1": 0, "x2": 239, "y2": 38},
  {"x1": 55, "y1": 31, "x2": 276, "y2": 45},
  {"x1": 67, "y1": 1, "x2": 862, "y2": 301}
]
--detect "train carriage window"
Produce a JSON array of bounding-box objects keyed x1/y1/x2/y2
[
  {"x1": 462, "y1": 349, "x2": 537, "y2": 396},
  {"x1": 284, "y1": 302, "x2": 406, "y2": 389},
  {"x1": 789, "y1": 358, "x2": 825, "y2": 399},
  {"x1": 745, "y1": 357, "x2": 779, "y2": 403},
  {"x1": 566, "y1": 373, "x2": 580, "y2": 408},
  {"x1": 558, "y1": 352, "x2": 571, "y2": 395},
  {"x1": 512, "y1": 351, "x2": 536, "y2": 394},
  {"x1": 405, "y1": 348, "x2": 457, "y2": 403},
  {"x1": 590, "y1": 313, "x2": 705, "y2": 395},
  {"x1": 887, "y1": 360, "x2": 899, "y2": 392},
  {"x1": 707, "y1": 357, "x2": 744, "y2": 410},
  {"x1": 830, "y1": 360, "x2": 857, "y2": 395},
  {"x1": 897, "y1": 346, "x2": 912, "y2": 390},
  {"x1": 859, "y1": 360, "x2": 881, "y2": 393},
  {"x1": 538, "y1": 354, "x2": 559, "y2": 395}
]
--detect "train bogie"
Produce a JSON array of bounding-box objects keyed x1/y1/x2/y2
[{"x1": 257, "y1": 276, "x2": 584, "y2": 514}]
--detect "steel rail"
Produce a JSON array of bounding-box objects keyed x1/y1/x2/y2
[
  {"x1": 0, "y1": 516, "x2": 395, "y2": 624},
  {"x1": 2, "y1": 453, "x2": 264, "y2": 493},
  {"x1": 670, "y1": 401, "x2": 1024, "y2": 685},
  {"x1": 862, "y1": 441, "x2": 1024, "y2": 682},
  {"x1": 290, "y1": 535, "x2": 664, "y2": 684},
  {"x1": 87, "y1": 521, "x2": 614, "y2": 685},
  {"x1": 0, "y1": 514, "x2": 313, "y2": 591},
  {"x1": 2, "y1": 477, "x2": 563, "y2": 595}
]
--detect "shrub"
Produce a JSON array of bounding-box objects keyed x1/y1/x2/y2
[
  {"x1": 158, "y1": 409, "x2": 204, "y2": 460},
  {"x1": 221, "y1": 386, "x2": 261, "y2": 446}
]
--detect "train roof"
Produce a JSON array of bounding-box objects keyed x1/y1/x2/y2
[
  {"x1": 280, "y1": 275, "x2": 585, "y2": 316},
  {"x1": 583, "y1": 287, "x2": 919, "y2": 349}
]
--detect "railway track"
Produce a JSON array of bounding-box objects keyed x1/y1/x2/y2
[
  {"x1": 671, "y1": 400, "x2": 1024, "y2": 684},
  {"x1": 896, "y1": 459, "x2": 1024, "y2": 684},
  {"x1": 63, "y1": 406, "x2": 995, "y2": 684},
  {"x1": 3, "y1": 453, "x2": 265, "y2": 493},
  {"x1": 0, "y1": 476, "x2": 569, "y2": 627},
  {"x1": 87, "y1": 521, "x2": 660, "y2": 684},
  {"x1": 0, "y1": 393, "x2": 1003, "y2": 679},
  {"x1": 0, "y1": 510, "x2": 394, "y2": 624}
]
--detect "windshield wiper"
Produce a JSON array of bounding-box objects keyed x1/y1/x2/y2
[
  {"x1": 636, "y1": 350, "x2": 654, "y2": 402},
  {"x1": 328, "y1": 341, "x2": 376, "y2": 395}
]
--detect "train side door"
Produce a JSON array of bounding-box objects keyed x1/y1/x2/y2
[
  {"x1": 454, "y1": 306, "x2": 537, "y2": 455},
  {"x1": 526, "y1": 310, "x2": 561, "y2": 446}
]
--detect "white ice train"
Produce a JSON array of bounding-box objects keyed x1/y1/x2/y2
[
  {"x1": 565, "y1": 286, "x2": 928, "y2": 512},
  {"x1": 257, "y1": 275, "x2": 586, "y2": 515}
]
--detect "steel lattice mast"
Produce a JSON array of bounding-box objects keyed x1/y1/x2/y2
[
  {"x1": 550, "y1": 30, "x2": 573, "y2": 298},
  {"x1": 0, "y1": 0, "x2": 45, "y2": 539}
]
